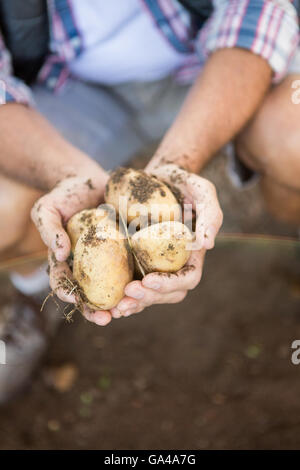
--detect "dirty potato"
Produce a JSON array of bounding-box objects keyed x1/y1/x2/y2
[
  {"x1": 131, "y1": 221, "x2": 192, "y2": 274},
  {"x1": 105, "y1": 167, "x2": 181, "y2": 225},
  {"x1": 73, "y1": 224, "x2": 133, "y2": 310},
  {"x1": 67, "y1": 207, "x2": 116, "y2": 252}
]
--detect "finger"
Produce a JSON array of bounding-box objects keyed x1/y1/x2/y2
[
  {"x1": 142, "y1": 250, "x2": 206, "y2": 294},
  {"x1": 193, "y1": 216, "x2": 205, "y2": 250},
  {"x1": 190, "y1": 180, "x2": 223, "y2": 250},
  {"x1": 123, "y1": 280, "x2": 169, "y2": 311},
  {"x1": 115, "y1": 296, "x2": 141, "y2": 315},
  {"x1": 124, "y1": 280, "x2": 169, "y2": 307},
  {"x1": 200, "y1": 197, "x2": 223, "y2": 250},
  {"x1": 48, "y1": 250, "x2": 77, "y2": 303},
  {"x1": 111, "y1": 304, "x2": 145, "y2": 318},
  {"x1": 49, "y1": 250, "x2": 112, "y2": 324},
  {"x1": 117, "y1": 287, "x2": 188, "y2": 316},
  {"x1": 161, "y1": 290, "x2": 187, "y2": 304},
  {"x1": 203, "y1": 222, "x2": 222, "y2": 250},
  {"x1": 82, "y1": 305, "x2": 112, "y2": 326},
  {"x1": 124, "y1": 280, "x2": 146, "y2": 300},
  {"x1": 32, "y1": 199, "x2": 71, "y2": 262},
  {"x1": 111, "y1": 307, "x2": 123, "y2": 319},
  {"x1": 105, "y1": 281, "x2": 146, "y2": 319},
  {"x1": 121, "y1": 305, "x2": 145, "y2": 317}
]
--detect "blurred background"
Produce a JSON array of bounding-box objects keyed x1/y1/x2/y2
[{"x1": 0, "y1": 146, "x2": 299, "y2": 450}]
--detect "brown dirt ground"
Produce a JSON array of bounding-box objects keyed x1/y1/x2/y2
[{"x1": 0, "y1": 154, "x2": 299, "y2": 450}]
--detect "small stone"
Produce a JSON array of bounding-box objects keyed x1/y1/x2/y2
[
  {"x1": 80, "y1": 391, "x2": 94, "y2": 405},
  {"x1": 288, "y1": 279, "x2": 300, "y2": 298},
  {"x1": 47, "y1": 419, "x2": 60, "y2": 432},
  {"x1": 211, "y1": 393, "x2": 226, "y2": 405},
  {"x1": 44, "y1": 363, "x2": 78, "y2": 393},
  {"x1": 78, "y1": 406, "x2": 91, "y2": 418},
  {"x1": 244, "y1": 344, "x2": 261, "y2": 359},
  {"x1": 97, "y1": 376, "x2": 111, "y2": 390}
]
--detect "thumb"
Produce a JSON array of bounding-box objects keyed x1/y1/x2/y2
[{"x1": 31, "y1": 202, "x2": 71, "y2": 262}]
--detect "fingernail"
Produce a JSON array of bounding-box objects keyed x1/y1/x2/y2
[
  {"x1": 129, "y1": 291, "x2": 144, "y2": 300},
  {"x1": 144, "y1": 282, "x2": 161, "y2": 290}
]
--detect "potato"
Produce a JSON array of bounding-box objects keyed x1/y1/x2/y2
[
  {"x1": 73, "y1": 223, "x2": 133, "y2": 310},
  {"x1": 131, "y1": 221, "x2": 192, "y2": 274},
  {"x1": 105, "y1": 167, "x2": 181, "y2": 225},
  {"x1": 67, "y1": 207, "x2": 116, "y2": 252}
]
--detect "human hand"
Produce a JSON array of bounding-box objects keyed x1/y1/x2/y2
[
  {"x1": 110, "y1": 163, "x2": 223, "y2": 319},
  {"x1": 31, "y1": 173, "x2": 114, "y2": 326}
]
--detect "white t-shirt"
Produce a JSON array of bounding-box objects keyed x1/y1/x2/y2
[{"x1": 69, "y1": 0, "x2": 188, "y2": 84}]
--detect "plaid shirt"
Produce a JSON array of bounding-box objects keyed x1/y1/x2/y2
[{"x1": 0, "y1": 0, "x2": 299, "y2": 106}]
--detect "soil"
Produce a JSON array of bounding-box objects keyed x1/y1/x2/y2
[
  {"x1": 127, "y1": 170, "x2": 165, "y2": 203},
  {"x1": 82, "y1": 225, "x2": 98, "y2": 246},
  {"x1": 108, "y1": 167, "x2": 168, "y2": 204},
  {"x1": 0, "y1": 154, "x2": 299, "y2": 450}
]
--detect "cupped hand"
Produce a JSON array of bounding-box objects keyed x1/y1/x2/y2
[
  {"x1": 32, "y1": 165, "x2": 223, "y2": 325},
  {"x1": 111, "y1": 163, "x2": 223, "y2": 319},
  {"x1": 31, "y1": 174, "x2": 113, "y2": 326}
]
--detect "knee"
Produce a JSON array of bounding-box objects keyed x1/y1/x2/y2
[
  {"x1": 0, "y1": 176, "x2": 42, "y2": 253},
  {"x1": 260, "y1": 176, "x2": 300, "y2": 226},
  {"x1": 236, "y1": 76, "x2": 300, "y2": 190}
]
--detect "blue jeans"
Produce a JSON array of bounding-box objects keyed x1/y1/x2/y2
[{"x1": 33, "y1": 77, "x2": 189, "y2": 171}]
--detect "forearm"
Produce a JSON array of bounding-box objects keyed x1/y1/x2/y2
[
  {"x1": 0, "y1": 103, "x2": 107, "y2": 191},
  {"x1": 147, "y1": 48, "x2": 272, "y2": 174}
]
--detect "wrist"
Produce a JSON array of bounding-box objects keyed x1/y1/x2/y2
[
  {"x1": 146, "y1": 153, "x2": 195, "y2": 175},
  {"x1": 45, "y1": 147, "x2": 109, "y2": 192},
  {"x1": 69, "y1": 160, "x2": 109, "y2": 192},
  {"x1": 146, "y1": 142, "x2": 205, "y2": 174}
]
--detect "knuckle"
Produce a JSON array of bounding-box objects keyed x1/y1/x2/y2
[
  {"x1": 157, "y1": 284, "x2": 172, "y2": 295},
  {"x1": 200, "y1": 177, "x2": 215, "y2": 193},
  {"x1": 144, "y1": 294, "x2": 159, "y2": 307},
  {"x1": 178, "y1": 291, "x2": 187, "y2": 302},
  {"x1": 171, "y1": 291, "x2": 187, "y2": 304},
  {"x1": 208, "y1": 180, "x2": 217, "y2": 194},
  {"x1": 217, "y1": 207, "x2": 224, "y2": 225},
  {"x1": 31, "y1": 202, "x2": 39, "y2": 221},
  {"x1": 135, "y1": 306, "x2": 145, "y2": 314},
  {"x1": 188, "y1": 271, "x2": 202, "y2": 290}
]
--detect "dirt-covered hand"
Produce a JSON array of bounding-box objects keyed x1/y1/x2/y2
[
  {"x1": 31, "y1": 174, "x2": 112, "y2": 326},
  {"x1": 111, "y1": 163, "x2": 223, "y2": 318}
]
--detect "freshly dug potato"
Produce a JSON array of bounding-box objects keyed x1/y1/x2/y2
[
  {"x1": 73, "y1": 223, "x2": 133, "y2": 310},
  {"x1": 67, "y1": 207, "x2": 116, "y2": 252},
  {"x1": 131, "y1": 221, "x2": 192, "y2": 274},
  {"x1": 105, "y1": 167, "x2": 181, "y2": 225}
]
